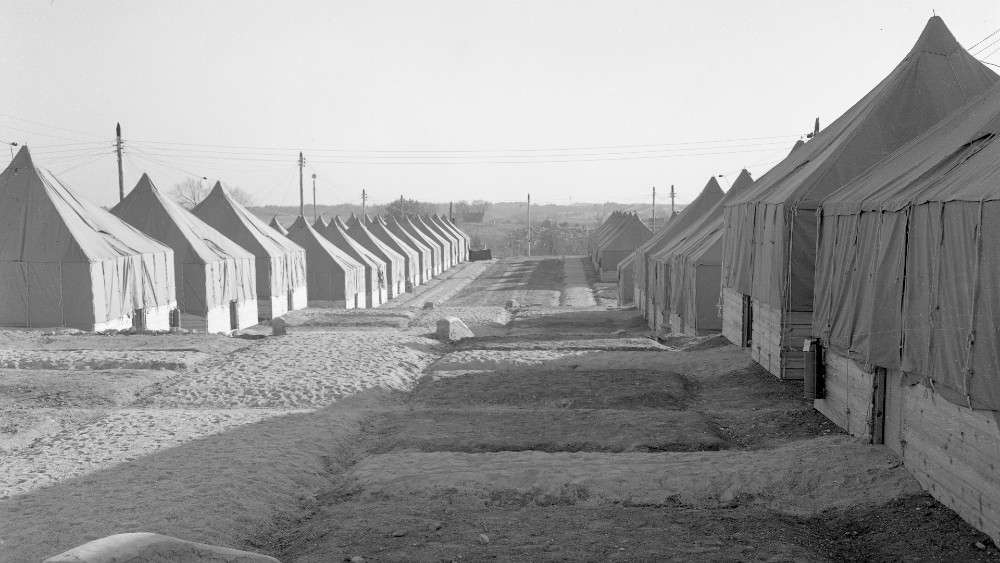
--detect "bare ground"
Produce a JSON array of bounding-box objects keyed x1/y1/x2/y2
[{"x1": 1, "y1": 256, "x2": 997, "y2": 561}]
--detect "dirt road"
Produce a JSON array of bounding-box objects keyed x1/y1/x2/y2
[
  {"x1": 1, "y1": 256, "x2": 996, "y2": 561},
  {"x1": 268, "y1": 257, "x2": 996, "y2": 561}
]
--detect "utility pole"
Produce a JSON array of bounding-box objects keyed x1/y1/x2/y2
[
  {"x1": 298, "y1": 152, "x2": 305, "y2": 217},
  {"x1": 115, "y1": 123, "x2": 124, "y2": 202},
  {"x1": 670, "y1": 184, "x2": 676, "y2": 216},
  {"x1": 449, "y1": 201, "x2": 454, "y2": 222},
  {"x1": 311, "y1": 173, "x2": 317, "y2": 221},
  {"x1": 651, "y1": 185, "x2": 656, "y2": 232},
  {"x1": 526, "y1": 193, "x2": 532, "y2": 257},
  {"x1": 362, "y1": 188, "x2": 367, "y2": 218}
]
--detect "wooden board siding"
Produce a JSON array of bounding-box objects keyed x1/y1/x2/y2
[
  {"x1": 813, "y1": 351, "x2": 875, "y2": 441},
  {"x1": 750, "y1": 298, "x2": 781, "y2": 377},
  {"x1": 721, "y1": 287, "x2": 744, "y2": 346},
  {"x1": 668, "y1": 313, "x2": 683, "y2": 336},
  {"x1": 816, "y1": 353, "x2": 1000, "y2": 545}
]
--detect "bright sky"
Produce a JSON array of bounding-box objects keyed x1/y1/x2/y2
[{"x1": 3, "y1": 1, "x2": 999, "y2": 207}]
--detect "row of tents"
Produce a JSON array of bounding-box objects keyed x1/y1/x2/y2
[
  {"x1": 270, "y1": 210, "x2": 468, "y2": 312},
  {"x1": 0, "y1": 146, "x2": 470, "y2": 333},
  {"x1": 587, "y1": 211, "x2": 652, "y2": 282},
  {"x1": 608, "y1": 16, "x2": 1000, "y2": 544}
]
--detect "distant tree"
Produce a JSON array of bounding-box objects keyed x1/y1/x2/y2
[
  {"x1": 170, "y1": 178, "x2": 255, "y2": 209},
  {"x1": 379, "y1": 197, "x2": 437, "y2": 219}
]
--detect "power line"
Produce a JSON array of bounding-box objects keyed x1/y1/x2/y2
[{"x1": 969, "y1": 26, "x2": 1000, "y2": 51}]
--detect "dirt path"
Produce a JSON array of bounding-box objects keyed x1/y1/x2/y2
[
  {"x1": 265, "y1": 257, "x2": 998, "y2": 562},
  {"x1": 560, "y1": 256, "x2": 597, "y2": 307}
]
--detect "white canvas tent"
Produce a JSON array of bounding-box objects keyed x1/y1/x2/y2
[
  {"x1": 192, "y1": 182, "x2": 307, "y2": 320},
  {"x1": 112, "y1": 174, "x2": 258, "y2": 333},
  {"x1": 0, "y1": 147, "x2": 176, "y2": 331}
]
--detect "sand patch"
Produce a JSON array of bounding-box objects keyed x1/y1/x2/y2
[
  {"x1": 0, "y1": 349, "x2": 207, "y2": 371},
  {"x1": 346, "y1": 436, "x2": 920, "y2": 516},
  {"x1": 0, "y1": 407, "x2": 297, "y2": 498},
  {"x1": 150, "y1": 332, "x2": 440, "y2": 408}
]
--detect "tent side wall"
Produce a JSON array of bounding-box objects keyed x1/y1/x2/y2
[
  {"x1": 89, "y1": 253, "x2": 175, "y2": 331},
  {"x1": 0, "y1": 261, "x2": 95, "y2": 329}
]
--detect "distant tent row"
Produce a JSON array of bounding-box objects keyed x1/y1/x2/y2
[
  {"x1": 0, "y1": 146, "x2": 471, "y2": 331},
  {"x1": 587, "y1": 211, "x2": 652, "y2": 281},
  {"x1": 611, "y1": 16, "x2": 1000, "y2": 544},
  {"x1": 271, "y1": 212, "x2": 469, "y2": 311}
]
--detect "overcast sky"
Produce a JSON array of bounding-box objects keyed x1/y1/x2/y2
[{"x1": 3, "y1": 1, "x2": 1000, "y2": 207}]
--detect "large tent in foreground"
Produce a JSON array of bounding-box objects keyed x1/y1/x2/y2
[
  {"x1": 286, "y1": 217, "x2": 366, "y2": 309},
  {"x1": 720, "y1": 16, "x2": 998, "y2": 379},
  {"x1": 387, "y1": 216, "x2": 439, "y2": 279},
  {"x1": 0, "y1": 147, "x2": 176, "y2": 330},
  {"x1": 112, "y1": 174, "x2": 258, "y2": 332},
  {"x1": 811, "y1": 78, "x2": 1000, "y2": 547},
  {"x1": 656, "y1": 170, "x2": 754, "y2": 336},
  {"x1": 633, "y1": 179, "x2": 724, "y2": 328},
  {"x1": 193, "y1": 182, "x2": 307, "y2": 320},
  {"x1": 366, "y1": 215, "x2": 423, "y2": 289}
]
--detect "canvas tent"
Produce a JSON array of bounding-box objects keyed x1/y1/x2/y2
[
  {"x1": 632, "y1": 180, "x2": 725, "y2": 328},
  {"x1": 587, "y1": 211, "x2": 623, "y2": 261},
  {"x1": 811, "y1": 78, "x2": 1000, "y2": 548},
  {"x1": 320, "y1": 218, "x2": 388, "y2": 307},
  {"x1": 0, "y1": 147, "x2": 176, "y2": 330},
  {"x1": 616, "y1": 254, "x2": 636, "y2": 305},
  {"x1": 593, "y1": 212, "x2": 651, "y2": 281},
  {"x1": 366, "y1": 215, "x2": 423, "y2": 289},
  {"x1": 409, "y1": 216, "x2": 452, "y2": 271},
  {"x1": 286, "y1": 216, "x2": 366, "y2": 308},
  {"x1": 442, "y1": 215, "x2": 472, "y2": 254},
  {"x1": 112, "y1": 174, "x2": 258, "y2": 332},
  {"x1": 269, "y1": 216, "x2": 288, "y2": 235},
  {"x1": 414, "y1": 215, "x2": 456, "y2": 269},
  {"x1": 347, "y1": 215, "x2": 407, "y2": 298},
  {"x1": 423, "y1": 214, "x2": 462, "y2": 265},
  {"x1": 431, "y1": 214, "x2": 469, "y2": 262},
  {"x1": 720, "y1": 16, "x2": 997, "y2": 378},
  {"x1": 655, "y1": 170, "x2": 754, "y2": 335},
  {"x1": 646, "y1": 178, "x2": 727, "y2": 330},
  {"x1": 387, "y1": 215, "x2": 439, "y2": 279},
  {"x1": 192, "y1": 182, "x2": 307, "y2": 320}
]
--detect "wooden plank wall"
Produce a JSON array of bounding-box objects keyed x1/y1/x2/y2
[
  {"x1": 779, "y1": 310, "x2": 811, "y2": 380},
  {"x1": 815, "y1": 354, "x2": 1000, "y2": 545},
  {"x1": 894, "y1": 377, "x2": 1000, "y2": 545},
  {"x1": 750, "y1": 298, "x2": 782, "y2": 377},
  {"x1": 721, "y1": 288, "x2": 743, "y2": 346},
  {"x1": 668, "y1": 313, "x2": 683, "y2": 336},
  {"x1": 813, "y1": 351, "x2": 875, "y2": 441}
]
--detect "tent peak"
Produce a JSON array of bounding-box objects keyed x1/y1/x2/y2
[
  {"x1": 910, "y1": 15, "x2": 961, "y2": 56},
  {"x1": 10, "y1": 145, "x2": 34, "y2": 169},
  {"x1": 704, "y1": 176, "x2": 724, "y2": 194}
]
